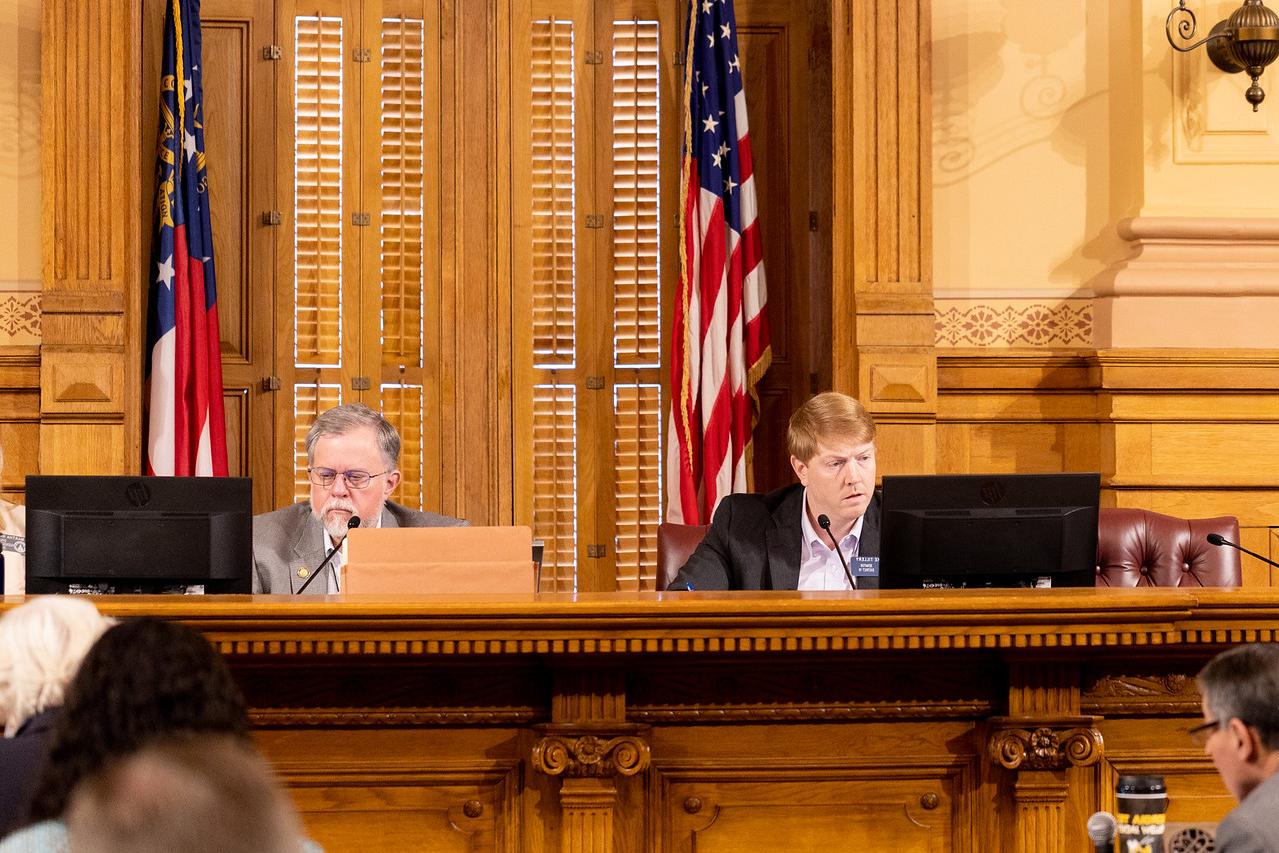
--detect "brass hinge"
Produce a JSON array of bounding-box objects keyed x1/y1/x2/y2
[
  {"x1": 263, "y1": 45, "x2": 282, "y2": 60},
  {"x1": 586, "y1": 544, "x2": 606, "y2": 558},
  {"x1": 352, "y1": 47, "x2": 372, "y2": 63},
  {"x1": 352, "y1": 212, "x2": 371, "y2": 226},
  {"x1": 585, "y1": 214, "x2": 606, "y2": 229},
  {"x1": 261, "y1": 376, "x2": 281, "y2": 392},
  {"x1": 351, "y1": 376, "x2": 371, "y2": 391},
  {"x1": 585, "y1": 50, "x2": 604, "y2": 65},
  {"x1": 585, "y1": 376, "x2": 605, "y2": 390},
  {"x1": 261, "y1": 210, "x2": 282, "y2": 226}
]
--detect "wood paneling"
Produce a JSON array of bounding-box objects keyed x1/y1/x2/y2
[
  {"x1": 0, "y1": 589, "x2": 1264, "y2": 852},
  {"x1": 938, "y1": 348, "x2": 1279, "y2": 586},
  {"x1": 833, "y1": 0, "x2": 935, "y2": 478},
  {"x1": 40, "y1": 0, "x2": 141, "y2": 473}
]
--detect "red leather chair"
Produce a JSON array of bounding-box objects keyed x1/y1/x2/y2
[
  {"x1": 1096, "y1": 508, "x2": 1241, "y2": 588},
  {"x1": 657, "y1": 522, "x2": 709, "y2": 590}
]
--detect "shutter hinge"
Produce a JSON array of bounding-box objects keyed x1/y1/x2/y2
[
  {"x1": 587, "y1": 544, "x2": 606, "y2": 558},
  {"x1": 351, "y1": 376, "x2": 371, "y2": 391},
  {"x1": 352, "y1": 212, "x2": 371, "y2": 226},
  {"x1": 585, "y1": 50, "x2": 604, "y2": 65},
  {"x1": 585, "y1": 214, "x2": 606, "y2": 229},
  {"x1": 585, "y1": 376, "x2": 605, "y2": 390},
  {"x1": 262, "y1": 210, "x2": 282, "y2": 226},
  {"x1": 263, "y1": 45, "x2": 282, "y2": 61},
  {"x1": 673, "y1": 50, "x2": 685, "y2": 67},
  {"x1": 262, "y1": 376, "x2": 282, "y2": 392},
  {"x1": 352, "y1": 47, "x2": 372, "y2": 63}
]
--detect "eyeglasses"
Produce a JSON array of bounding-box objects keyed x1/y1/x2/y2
[
  {"x1": 1188, "y1": 718, "x2": 1224, "y2": 747},
  {"x1": 307, "y1": 468, "x2": 388, "y2": 490}
]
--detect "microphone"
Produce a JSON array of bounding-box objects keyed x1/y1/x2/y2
[
  {"x1": 1207, "y1": 533, "x2": 1279, "y2": 570},
  {"x1": 1086, "y1": 811, "x2": 1116, "y2": 853},
  {"x1": 296, "y1": 516, "x2": 361, "y2": 594},
  {"x1": 816, "y1": 513, "x2": 857, "y2": 590}
]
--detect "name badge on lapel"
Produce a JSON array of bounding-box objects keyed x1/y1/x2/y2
[{"x1": 853, "y1": 556, "x2": 879, "y2": 578}]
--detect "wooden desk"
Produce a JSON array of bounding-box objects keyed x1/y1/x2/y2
[{"x1": 2, "y1": 588, "x2": 1266, "y2": 852}]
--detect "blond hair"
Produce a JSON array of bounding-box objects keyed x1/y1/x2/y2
[
  {"x1": 786, "y1": 392, "x2": 876, "y2": 462},
  {"x1": 0, "y1": 596, "x2": 113, "y2": 735}
]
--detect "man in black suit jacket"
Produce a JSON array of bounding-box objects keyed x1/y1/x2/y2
[{"x1": 667, "y1": 392, "x2": 880, "y2": 591}]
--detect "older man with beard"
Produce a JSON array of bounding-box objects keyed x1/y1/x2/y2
[{"x1": 252, "y1": 403, "x2": 465, "y2": 594}]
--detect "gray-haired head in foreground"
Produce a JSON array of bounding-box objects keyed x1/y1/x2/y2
[
  {"x1": 0, "y1": 597, "x2": 113, "y2": 736},
  {"x1": 305, "y1": 403, "x2": 400, "y2": 469},
  {"x1": 1198, "y1": 642, "x2": 1279, "y2": 750},
  {"x1": 65, "y1": 735, "x2": 305, "y2": 853}
]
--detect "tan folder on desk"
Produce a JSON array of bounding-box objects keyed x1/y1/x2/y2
[{"x1": 344, "y1": 526, "x2": 535, "y2": 593}]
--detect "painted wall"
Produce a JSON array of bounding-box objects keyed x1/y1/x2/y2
[
  {"x1": 933, "y1": 0, "x2": 1279, "y2": 349},
  {"x1": 0, "y1": 0, "x2": 41, "y2": 346}
]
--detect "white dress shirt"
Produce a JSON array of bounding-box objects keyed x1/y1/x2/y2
[
  {"x1": 797, "y1": 490, "x2": 863, "y2": 591},
  {"x1": 320, "y1": 513, "x2": 381, "y2": 593}
]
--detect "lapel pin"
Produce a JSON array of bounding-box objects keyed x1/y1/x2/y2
[{"x1": 297, "y1": 566, "x2": 309, "y2": 579}]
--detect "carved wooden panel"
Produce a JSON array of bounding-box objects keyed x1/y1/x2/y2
[
  {"x1": 660, "y1": 771, "x2": 956, "y2": 852},
  {"x1": 267, "y1": 749, "x2": 517, "y2": 853},
  {"x1": 628, "y1": 657, "x2": 997, "y2": 721}
]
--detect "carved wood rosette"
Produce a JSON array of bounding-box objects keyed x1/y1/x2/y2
[
  {"x1": 532, "y1": 724, "x2": 650, "y2": 853},
  {"x1": 988, "y1": 717, "x2": 1103, "y2": 853}
]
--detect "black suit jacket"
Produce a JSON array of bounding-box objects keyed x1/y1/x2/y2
[
  {"x1": 666, "y1": 483, "x2": 881, "y2": 591},
  {"x1": 0, "y1": 707, "x2": 58, "y2": 835}
]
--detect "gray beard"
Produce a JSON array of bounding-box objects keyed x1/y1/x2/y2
[{"x1": 312, "y1": 498, "x2": 383, "y2": 540}]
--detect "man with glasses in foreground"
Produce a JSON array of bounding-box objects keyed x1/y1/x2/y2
[
  {"x1": 252, "y1": 403, "x2": 465, "y2": 593},
  {"x1": 1193, "y1": 643, "x2": 1279, "y2": 851}
]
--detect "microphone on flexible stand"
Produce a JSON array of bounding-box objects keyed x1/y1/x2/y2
[
  {"x1": 1086, "y1": 811, "x2": 1116, "y2": 853},
  {"x1": 1207, "y1": 533, "x2": 1279, "y2": 570},
  {"x1": 296, "y1": 515, "x2": 361, "y2": 594},
  {"x1": 816, "y1": 514, "x2": 857, "y2": 590}
]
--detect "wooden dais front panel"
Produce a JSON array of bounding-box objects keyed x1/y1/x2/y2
[{"x1": 3, "y1": 589, "x2": 1262, "y2": 852}]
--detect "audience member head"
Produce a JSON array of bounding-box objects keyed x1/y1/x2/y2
[
  {"x1": 786, "y1": 392, "x2": 878, "y2": 536},
  {"x1": 1196, "y1": 643, "x2": 1279, "y2": 801},
  {"x1": 27, "y1": 617, "x2": 250, "y2": 821},
  {"x1": 0, "y1": 597, "x2": 112, "y2": 737},
  {"x1": 305, "y1": 403, "x2": 403, "y2": 538},
  {"x1": 65, "y1": 735, "x2": 302, "y2": 853}
]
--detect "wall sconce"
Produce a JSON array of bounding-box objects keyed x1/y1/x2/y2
[{"x1": 1166, "y1": 0, "x2": 1279, "y2": 110}]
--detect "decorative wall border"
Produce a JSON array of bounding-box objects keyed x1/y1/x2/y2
[
  {"x1": 0, "y1": 290, "x2": 40, "y2": 344},
  {"x1": 935, "y1": 298, "x2": 1092, "y2": 348}
]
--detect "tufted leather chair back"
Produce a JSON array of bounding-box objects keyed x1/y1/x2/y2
[
  {"x1": 657, "y1": 522, "x2": 709, "y2": 590},
  {"x1": 1096, "y1": 508, "x2": 1241, "y2": 588}
]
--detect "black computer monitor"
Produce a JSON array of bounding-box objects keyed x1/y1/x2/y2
[
  {"x1": 879, "y1": 473, "x2": 1100, "y2": 589},
  {"x1": 25, "y1": 476, "x2": 253, "y2": 594}
]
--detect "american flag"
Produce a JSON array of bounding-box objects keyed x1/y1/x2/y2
[
  {"x1": 666, "y1": 0, "x2": 771, "y2": 525},
  {"x1": 146, "y1": 0, "x2": 228, "y2": 477}
]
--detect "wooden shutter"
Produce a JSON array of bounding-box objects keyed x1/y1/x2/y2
[
  {"x1": 293, "y1": 15, "x2": 345, "y2": 369},
  {"x1": 515, "y1": 2, "x2": 676, "y2": 591},
  {"x1": 378, "y1": 13, "x2": 430, "y2": 510}
]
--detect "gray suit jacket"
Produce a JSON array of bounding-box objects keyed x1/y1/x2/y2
[
  {"x1": 252, "y1": 501, "x2": 466, "y2": 594},
  {"x1": 1216, "y1": 770, "x2": 1279, "y2": 853},
  {"x1": 666, "y1": 483, "x2": 881, "y2": 591}
]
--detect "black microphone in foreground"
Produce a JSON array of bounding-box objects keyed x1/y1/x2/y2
[
  {"x1": 1207, "y1": 533, "x2": 1279, "y2": 570},
  {"x1": 296, "y1": 515, "x2": 361, "y2": 594},
  {"x1": 816, "y1": 513, "x2": 857, "y2": 589},
  {"x1": 1086, "y1": 810, "x2": 1116, "y2": 853}
]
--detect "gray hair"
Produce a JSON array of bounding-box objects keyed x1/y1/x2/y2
[
  {"x1": 66, "y1": 736, "x2": 304, "y2": 853},
  {"x1": 1198, "y1": 643, "x2": 1279, "y2": 750},
  {"x1": 304, "y1": 403, "x2": 400, "y2": 469},
  {"x1": 0, "y1": 597, "x2": 113, "y2": 736}
]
